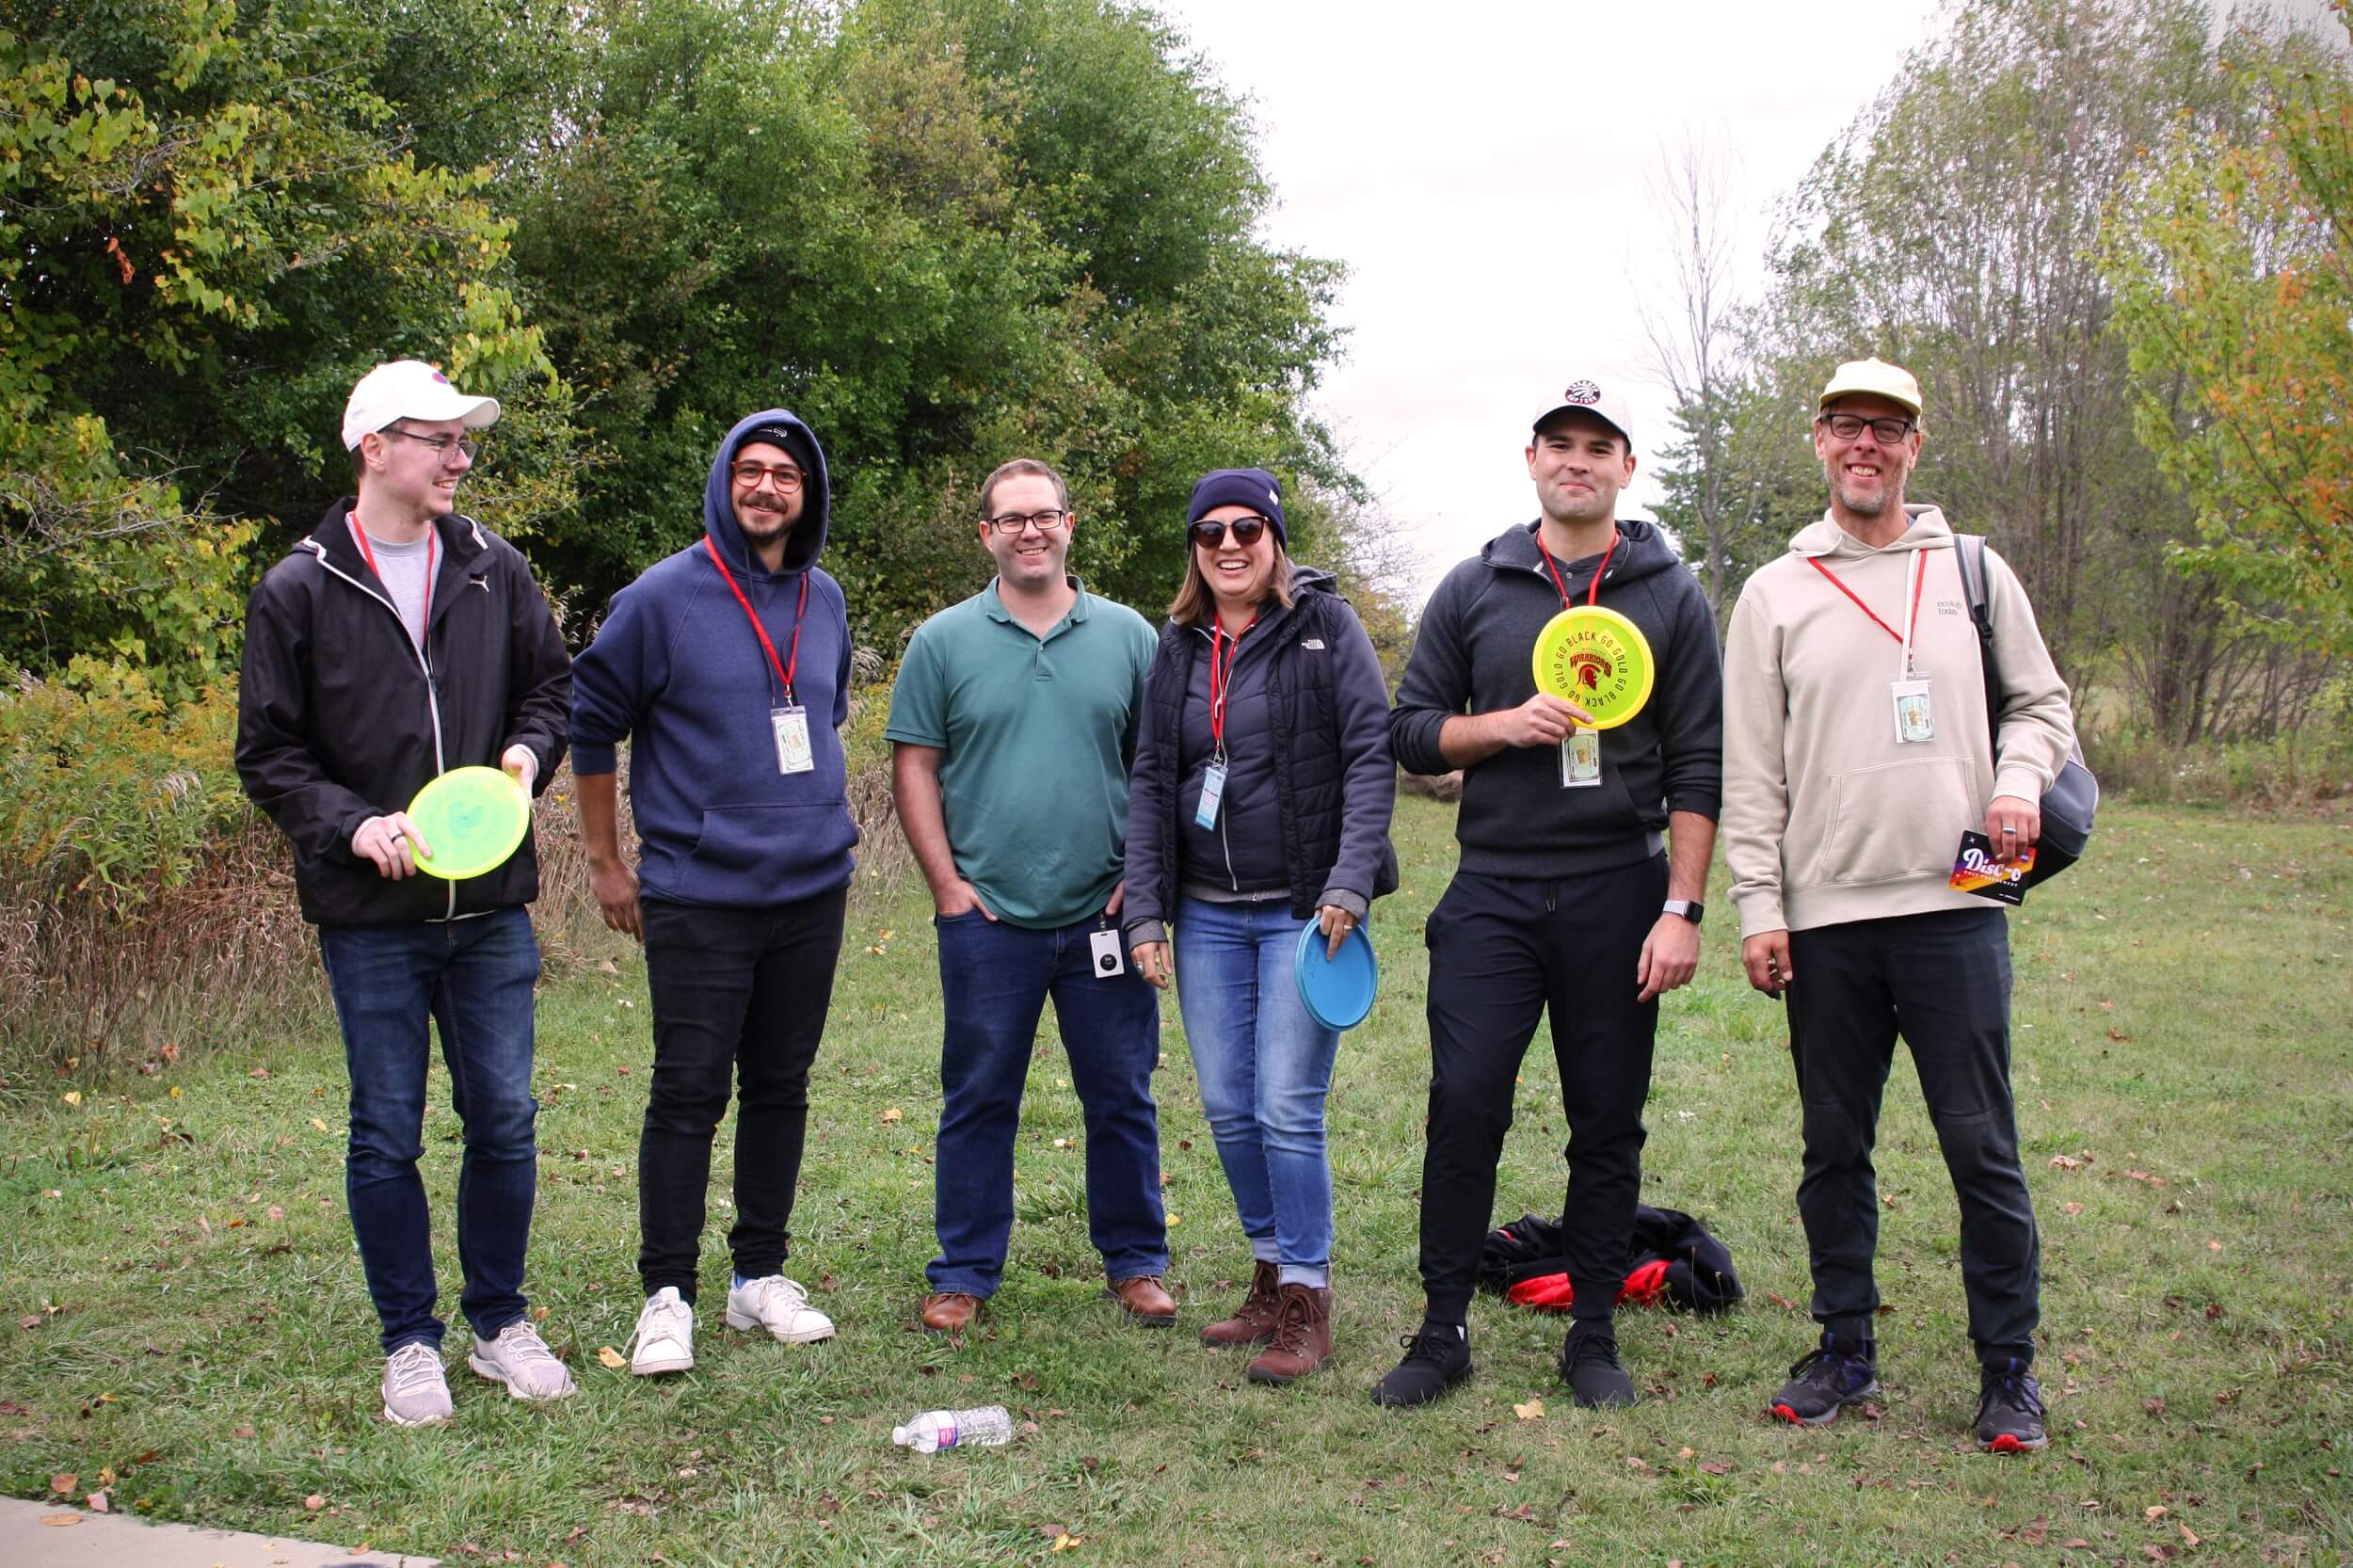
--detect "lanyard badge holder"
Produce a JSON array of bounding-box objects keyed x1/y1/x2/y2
[
  {"x1": 1806, "y1": 549, "x2": 1933, "y2": 745},
  {"x1": 1534, "y1": 534, "x2": 1626, "y2": 788},
  {"x1": 1194, "y1": 616, "x2": 1255, "y2": 826},
  {"x1": 703, "y1": 539, "x2": 815, "y2": 774},
  {"x1": 1088, "y1": 916, "x2": 1126, "y2": 978}
]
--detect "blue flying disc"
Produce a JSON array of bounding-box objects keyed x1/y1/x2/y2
[{"x1": 1293, "y1": 919, "x2": 1379, "y2": 1032}]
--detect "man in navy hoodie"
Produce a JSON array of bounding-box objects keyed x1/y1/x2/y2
[
  {"x1": 571, "y1": 410, "x2": 859, "y2": 1376},
  {"x1": 1378, "y1": 377, "x2": 1723, "y2": 1411}
]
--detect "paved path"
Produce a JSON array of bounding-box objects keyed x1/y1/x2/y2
[{"x1": 0, "y1": 1496, "x2": 438, "y2": 1567}]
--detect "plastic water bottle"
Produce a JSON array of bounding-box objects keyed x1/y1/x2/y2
[{"x1": 891, "y1": 1404, "x2": 1014, "y2": 1452}]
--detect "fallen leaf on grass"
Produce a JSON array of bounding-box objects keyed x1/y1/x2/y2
[
  {"x1": 2050, "y1": 1154, "x2": 2082, "y2": 1170},
  {"x1": 306, "y1": 1495, "x2": 326, "y2": 1512},
  {"x1": 311, "y1": 1117, "x2": 329, "y2": 1133},
  {"x1": 50, "y1": 1473, "x2": 75, "y2": 1495},
  {"x1": 1764, "y1": 1292, "x2": 1799, "y2": 1310},
  {"x1": 2179, "y1": 1524, "x2": 2201, "y2": 1547},
  {"x1": 880, "y1": 1107, "x2": 904, "y2": 1125},
  {"x1": 1513, "y1": 1399, "x2": 1545, "y2": 1419},
  {"x1": 248, "y1": 1067, "x2": 271, "y2": 1080},
  {"x1": 2020, "y1": 1517, "x2": 2049, "y2": 1546},
  {"x1": 19, "y1": 1315, "x2": 40, "y2": 1330},
  {"x1": 2063, "y1": 1202, "x2": 2085, "y2": 1216},
  {"x1": 61, "y1": 1092, "x2": 81, "y2": 1107},
  {"x1": 1625, "y1": 1457, "x2": 1649, "y2": 1472},
  {"x1": 596, "y1": 1347, "x2": 627, "y2": 1369},
  {"x1": 1050, "y1": 1533, "x2": 1083, "y2": 1552},
  {"x1": 1701, "y1": 1461, "x2": 1732, "y2": 1476}
]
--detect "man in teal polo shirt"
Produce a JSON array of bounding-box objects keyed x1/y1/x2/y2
[{"x1": 888, "y1": 457, "x2": 1172, "y2": 1334}]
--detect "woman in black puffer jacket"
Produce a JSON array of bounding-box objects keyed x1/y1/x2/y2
[{"x1": 1123, "y1": 467, "x2": 1397, "y2": 1387}]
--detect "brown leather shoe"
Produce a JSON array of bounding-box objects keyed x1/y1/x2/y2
[
  {"x1": 920, "y1": 1291, "x2": 983, "y2": 1334},
  {"x1": 1246, "y1": 1284, "x2": 1334, "y2": 1385},
  {"x1": 1105, "y1": 1274, "x2": 1177, "y2": 1327},
  {"x1": 1199, "y1": 1261, "x2": 1284, "y2": 1348}
]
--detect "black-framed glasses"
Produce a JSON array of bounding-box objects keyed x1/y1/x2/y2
[
  {"x1": 1817, "y1": 413, "x2": 1916, "y2": 444},
  {"x1": 984, "y1": 509, "x2": 1069, "y2": 535},
  {"x1": 1189, "y1": 515, "x2": 1270, "y2": 549},
  {"x1": 384, "y1": 428, "x2": 480, "y2": 461},
  {"x1": 732, "y1": 461, "x2": 807, "y2": 492}
]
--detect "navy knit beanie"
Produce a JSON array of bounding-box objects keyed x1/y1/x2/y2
[{"x1": 1187, "y1": 468, "x2": 1288, "y2": 546}]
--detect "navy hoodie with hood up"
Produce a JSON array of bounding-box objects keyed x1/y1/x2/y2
[{"x1": 570, "y1": 410, "x2": 858, "y2": 906}]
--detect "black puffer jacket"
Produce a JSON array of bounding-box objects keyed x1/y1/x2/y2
[
  {"x1": 1122, "y1": 567, "x2": 1398, "y2": 950},
  {"x1": 235, "y1": 500, "x2": 572, "y2": 926}
]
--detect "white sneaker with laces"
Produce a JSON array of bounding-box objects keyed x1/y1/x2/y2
[
  {"x1": 629, "y1": 1287, "x2": 696, "y2": 1376},
  {"x1": 381, "y1": 1340, "x2": 454, "y2": 1427},
  {"x1": 725, "y1": 1274, "x2": 835, "y2": 1344},
  {"x1": 467, "y1": 1320, "x2": 577, "y2": 1402}
]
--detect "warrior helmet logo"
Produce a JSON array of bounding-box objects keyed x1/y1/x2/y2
[{"x1": 1570, "y1": 651, "x2": 1614, "y2": 690}]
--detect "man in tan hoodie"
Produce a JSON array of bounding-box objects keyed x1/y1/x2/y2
[{"x1": 1721, "y1": 358, "x2": 2075, "y2": 1455}]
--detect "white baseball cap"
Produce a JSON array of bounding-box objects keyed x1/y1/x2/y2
[
  {"x1": 1532, "y1": 376, "x2": 1635, "y2": 453},
  {"x1": 341, "y1": 360, "x2": 501, "y2": 450},
  {"x1": 1817, "y1": 357, "x2": 1923, "y2": 417}
]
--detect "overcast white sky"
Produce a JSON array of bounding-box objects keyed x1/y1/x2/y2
[{"x1": 1152, "y1": 0, "x2": 1948, "y2": 603}]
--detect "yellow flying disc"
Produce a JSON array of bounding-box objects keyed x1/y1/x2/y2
[
  {"x1": 407, "y1": 766, "x2": 530, "y2": 881},
  {"x1": 1531, "y1": 605, "x2": 1655, "y2": 729}
]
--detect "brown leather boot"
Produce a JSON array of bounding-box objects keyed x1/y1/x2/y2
[
  {"x1": 1246, "y1": 1283, "x2": 1334, "y2": 1385},
  {"x1": 1104, "y1": 1274, "x2": 1177, "y2": 1327},
  {"x1": 1199, "y1": 1261, "x2": 1284, "y2": 1349}
]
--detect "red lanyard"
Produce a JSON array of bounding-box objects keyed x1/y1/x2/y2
[
  {"x1": 350, "y1": 520, "x2": 434, "y2": 645},
  {"x1": 1538, "y1": 529, "x2": 1618, "y2": 608},
  {"x1": 703, "y1": 538, "x2": 809, "y2": 703},
  {"x1": 1806, "y1": 552, "x2": 1926, "y2": 650},
  {"x1": 1208, "y1": 613, "x2": 1257, "y2": 756}
]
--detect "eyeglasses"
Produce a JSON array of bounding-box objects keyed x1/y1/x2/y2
[
  {"x1": 984, "y1": 509, "x2": 1070, "y2": 535},
  {"x1": 732, "y1": 462, "x2": 807, "y2": 492},
  {"x1": 1818, "y1": 413, "x2": 1916, "y2": 444},
  {"x1": 1188, "y1": 515, "x2": 1270, "y2": 549},
  {"x1": 384, "y1": 428, "x2": 480, "y2": 461}
]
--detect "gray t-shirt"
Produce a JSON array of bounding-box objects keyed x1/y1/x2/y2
[{"x1": 359, "y1": 528, "x2": 432, "y2": 656}]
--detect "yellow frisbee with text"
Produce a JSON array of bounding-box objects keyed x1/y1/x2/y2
[{"x1": 1531, "y1": 605, "x2": 1655, "y2": 729}]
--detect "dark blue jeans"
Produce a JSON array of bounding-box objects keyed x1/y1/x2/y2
[
  {"x1": 1785, "y1": 906, "x2": 2041, "y2": 1368},
  {"x1": 317, "y1": 906, "x2": 541, "y2": 1353},
  {"x1": 927, "y1": 911, "x2": 1165, "y2": 1297}
]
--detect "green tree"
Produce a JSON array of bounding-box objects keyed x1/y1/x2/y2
[
  {"x1": 0, "y1": 0, "x2": 566, "y2": 688},
  {"x1": 2104, "y1": 9, "x2": 2353, "y2": 657}
]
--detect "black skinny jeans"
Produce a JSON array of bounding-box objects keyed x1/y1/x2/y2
[
  {"x1": 636, "y1": 889, "x2": 847, "y2": 1303},
  {"x1": 1785, "y1": 905, "x2": 2040, "y2": 1368},
  {"x1": 1417, "y1": 857, "x2": 1668, "y2": 1325}
]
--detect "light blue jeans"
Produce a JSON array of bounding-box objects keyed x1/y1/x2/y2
[{"x1": 1174, "y1": 897, "x2": 1341, "y2": 1287}]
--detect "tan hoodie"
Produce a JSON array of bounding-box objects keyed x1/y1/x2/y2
[{"x1": 1722, "y1": 504, "x2": 2075, "y2": 936}]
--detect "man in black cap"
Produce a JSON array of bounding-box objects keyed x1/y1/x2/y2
[{"x1": 1378, "y1": 377, "x2": 1723, "y2": 1409}]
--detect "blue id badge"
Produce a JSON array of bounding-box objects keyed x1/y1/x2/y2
[{"x1": 1194, "y1": 762, "x2": 1227, "y2": 828}]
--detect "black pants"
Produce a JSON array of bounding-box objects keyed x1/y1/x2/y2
[
  {"x1": 1785, "y1": 906, "x2": 2040, "y2": 1368},
  {"x1": 1418, "y1": 857, "x2": 1666, "y2": 1324},
  {"x1": 637, "y1": 889, "x2": 847, "y2": 1303}
]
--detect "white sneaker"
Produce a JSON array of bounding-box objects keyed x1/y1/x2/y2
[
  {"x1": 381, "y1": 1341, "x2": 454, "y2": 1427},
  {"x1": 725, "y1": 1274, "x2": 835, "y2": 1344},
  {"x1": 629, "y1": 1287, "x2": 696, "y2": 1375},
  {"x1": 467, "y1": 1320, "x2": 577, "y2": 1402}
]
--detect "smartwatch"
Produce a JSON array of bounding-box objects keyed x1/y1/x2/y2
[{"x1": 1662, "y1": 899, "x2": 1705, "y2": 925}]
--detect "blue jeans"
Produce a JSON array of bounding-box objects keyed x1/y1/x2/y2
[
  {"x1": 927, "y1": 911, "x2": 1165, "y2": 1296},
  {"x1": 317, "y1": 906, "x2": 541, "y2": 1353},
  {"x1": 1173, "y1": 898, "x2": 1340, "y2": 1287}
]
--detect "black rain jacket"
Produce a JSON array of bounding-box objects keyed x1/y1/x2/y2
[{"x1": 234, "y1": 499, "x2": 572, "y2": 925}]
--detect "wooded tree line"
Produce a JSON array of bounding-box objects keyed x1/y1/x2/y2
[
  {"x1": 1, "y1": 0, "x2": 1364, "y2": 694},
  {"x1": 1647, "y1": 0, "x2": 2353, "y2": 745}
]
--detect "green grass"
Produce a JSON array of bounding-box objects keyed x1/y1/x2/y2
[{"x1": 2, "y1": 798, "x2": 2348, "y2": 1566}]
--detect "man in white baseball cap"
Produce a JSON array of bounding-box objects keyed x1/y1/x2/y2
[
  {"x1": 1377, "y1": 373, "x2": 1724, "y2": 1412},
  {"x1": 236, "y1": 360, "x2": 573, "y2": 1426}
]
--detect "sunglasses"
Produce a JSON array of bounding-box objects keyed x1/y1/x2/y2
[{"x1": 1188, "y1": 515, "x2": 1271, "y2": 549}]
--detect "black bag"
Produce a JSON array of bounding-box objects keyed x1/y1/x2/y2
[
  {"x1": 1478, "y1": 1205, "x2": 1743, "y2": 1315},
  {"x1": 1953, "y1": 535, "x2": 2097, "y2": 889}
]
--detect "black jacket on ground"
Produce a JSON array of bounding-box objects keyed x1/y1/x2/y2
[
  {"x1": 235, "y1": 500, "x2": 572, "y2": 926},
  {"x1": 1123, "y1": 567, "x2": 1398, "y2": 951},
  {"x1": 1389, "y1": 519, "x2": 1722, "y2": 878}
]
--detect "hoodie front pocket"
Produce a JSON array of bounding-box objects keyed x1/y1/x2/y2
[
  {"x1": 1817, "y1": 758, "x2": 1974, "y2": 888},
  {"x1": 688, "y1": 802, "x2": 858, "y2": 877}
]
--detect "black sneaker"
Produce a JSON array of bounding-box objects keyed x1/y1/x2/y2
[
  {"x1": 1975, "y1": 1359, "x2": 2048, "y2": 1453},
  {"x1": 1770, "y1": 1333, "x2": 1878, "y2": 1425},
  {"x1": 1369, "y1": 1321, "x2": 1472, "y2": 1408},
  {"x1": 1560, "y1": 1324, "x2": 1637, "y2": 1408}
]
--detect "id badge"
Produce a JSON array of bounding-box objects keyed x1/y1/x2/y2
[
  {"x1": 1194, "y1": 761, "x2": 1227, "y2": 827},
  {"x1": 1088, "y1": 927, "x2": 1126, "y2": 978},
  {"x1": 772, "y1": 705, "x2": 814, "y2": 774},
  {"x1": 1559, "y1": 728, "x2": 1601, "y2": 789},
  {"x1": 1891, "y1": 678, "x2": 1934, "y2": 744}
]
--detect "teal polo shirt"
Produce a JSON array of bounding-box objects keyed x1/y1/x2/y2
[{"x1": 885, "y1": 577, "x2": 1157, "y2": 930}]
